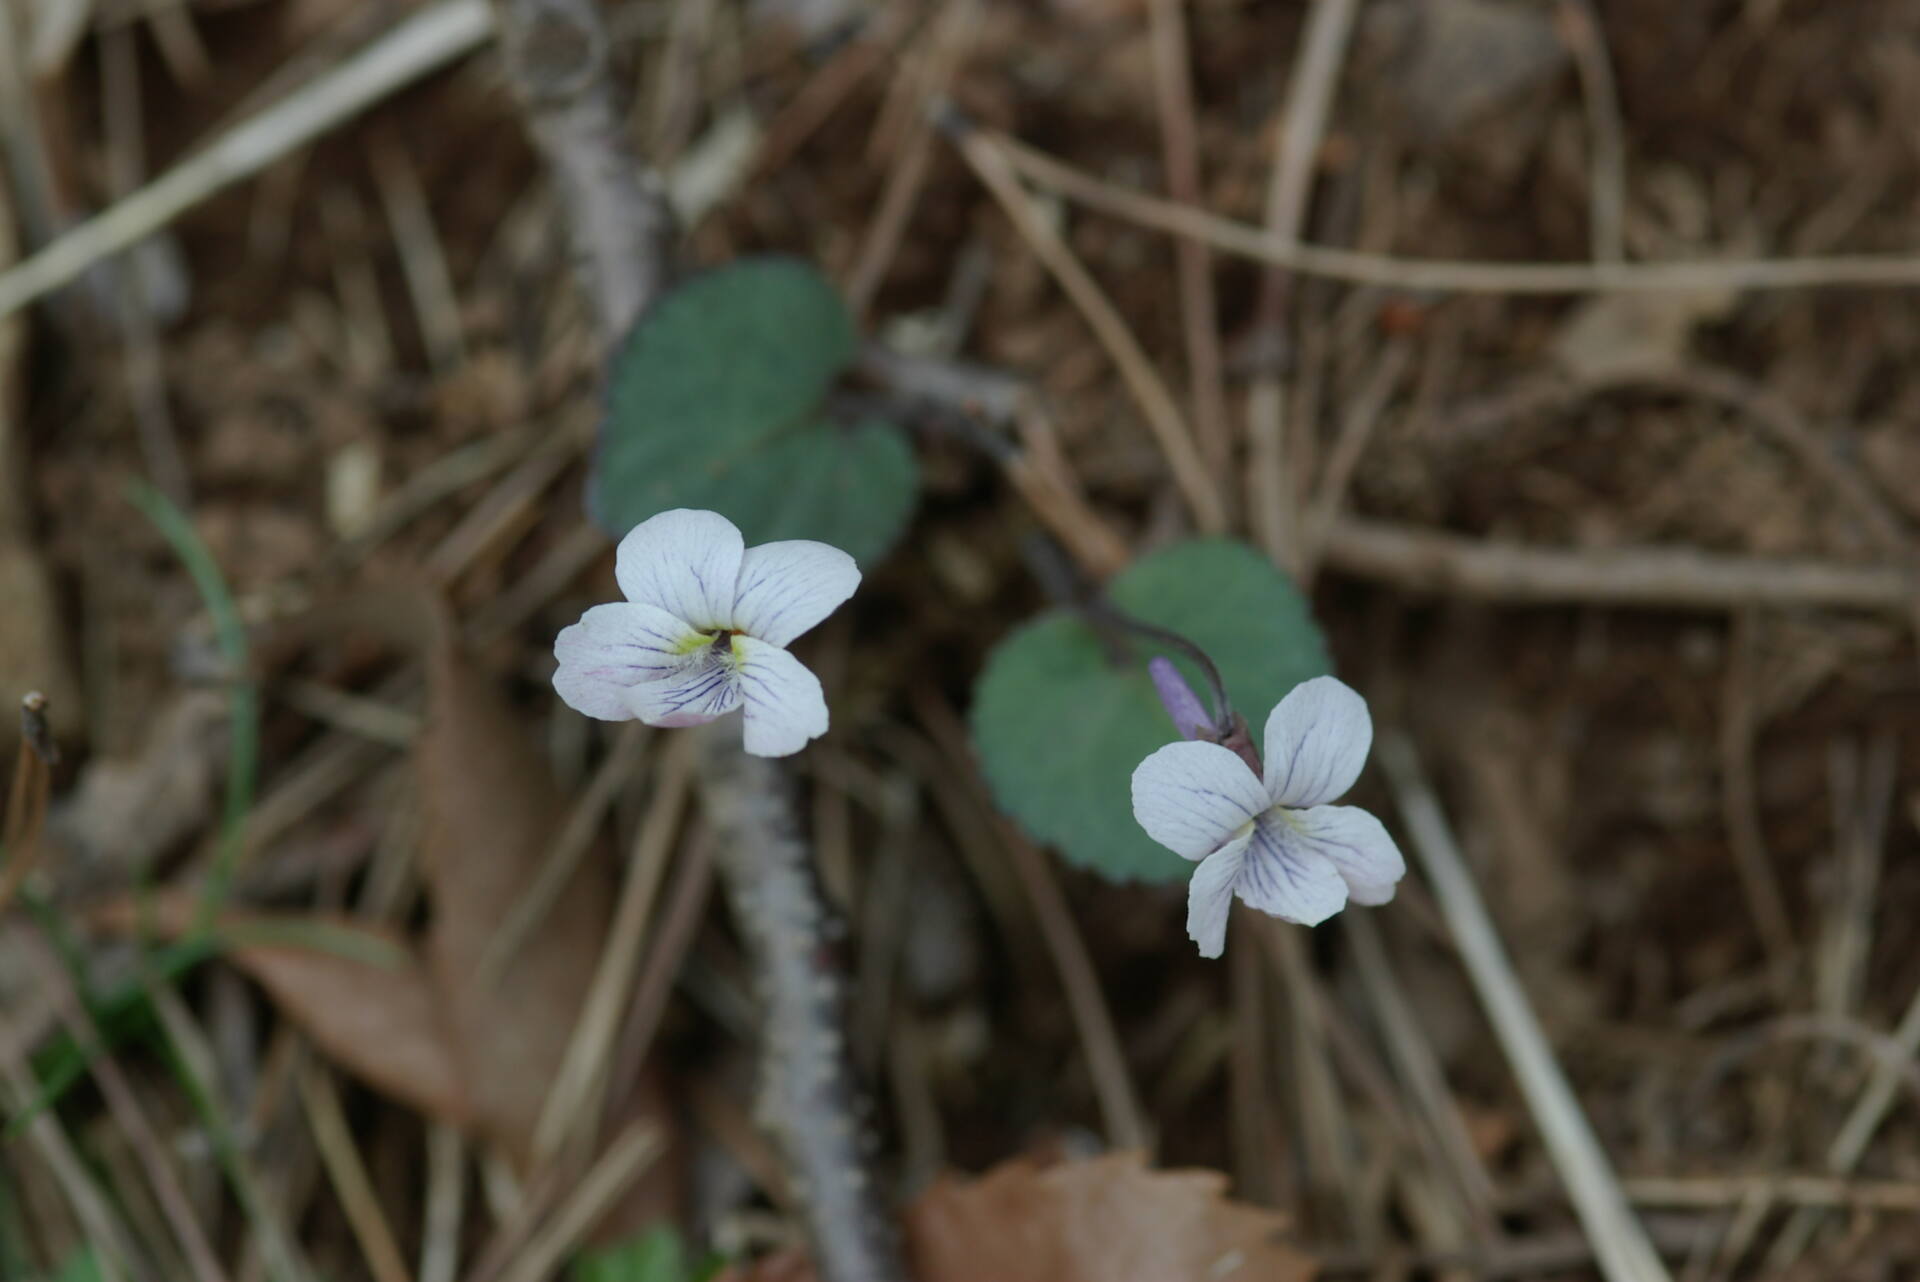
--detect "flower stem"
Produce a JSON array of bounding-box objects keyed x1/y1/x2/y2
[{"x1": 691, "y1": 726, "x2": 903, "y2": 1282}]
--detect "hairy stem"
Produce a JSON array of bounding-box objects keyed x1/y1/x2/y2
[
  {"x1": 492, "y1": 0, "x2": 905, "y2": 1276},
  {"x1": 692, "y1": 727, "x2": 902, "y2": 1281}
]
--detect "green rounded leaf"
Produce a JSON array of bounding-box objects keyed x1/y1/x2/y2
[
  {"x1": 591, "y1": 256, "x2": 917, "y2": 564},
  {"x1": 970, "y1": 539, "x2": 1331, "y2": 883}
]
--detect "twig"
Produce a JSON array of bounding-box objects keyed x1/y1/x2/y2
[
  {"x1": 1763, "y1": 981, "x2": 1920, "y2": 1268},
  {"x1": 1377, "y1": 733, "x2": 1672, "y2": 1282},
  {"x1": 1260, "y1": 919, "x2": 1361, "y2": 1236},
  {"x1": 843, "y1": 0, "x2": 975, "y2": 319},
  {"x1": 1343, "y1": 912, "x2": 1502, "y2": 1236},
  {"x1": 492, "y1": 1122, "x2": 663, "y2": 1282},
  {"x1": 420, "y1": 1124, "x2": 466, "y2": 1282},
  {"x1": 1319, "y1": 518, "x2": 1916, "y2": 612},
  {"x1": 1717, "y1": 611, "x2": 1798, "y2": 984},
  {"x1": 27, "y1": 934, "x2": 231, "y2": 1282},
  {"x1": 298, "y1": 1065, "x2": 413, "y2": 1282},
  {"x1": 911, "y1": 689, "x2": 1149, "y2": 1150},
  {"x1": 1148, "y1": 0, "x2": 1231, "y2": 485},
  {"x1": 371, "y1": 132, "x2": 467, "y2": 375},
  {"x1": 855, "y1": 341, "x2": 1027, "y2": 427},
  {"x1": 530, "y1": 735, "x2": 692, "y2": 1164},
  {"x1": 478, "y1": 722, "x2": 649, "y2": 987},
  {"x1": 1624, "y1": 1173, "x2": 1920, "y2": 1211},
  {"x1": 997, "y1": 815, "x2": 1151, "y2": 1150},
  {"x1": 0, "y1": 1011, "x2": 141, "y2": 1282},
  {"x1": 0, "y1": 0, "x2": 495, "y2": 321},
  {"x1": 1298, "y1": 338, "x2": 1411, "y2": 585},
  {"x1": 691, "y1": 726, "x2": 905, "y2": 1282},
  {"x1": 1246, "y1": 0, "x2": 1360, "y2": 574},
  {"x1": 604, "y1": 830, "x2": 717, "y2": 1115},
  {"x1": 985, "y1": 129, "x2": 1920, "y2": 295},
  {"x1": 1557, "y1": 0, "x2": 1627, "y2": 264},
  {"x1": 947, "y1": 114, "x2": 1228, "y2": 533}
]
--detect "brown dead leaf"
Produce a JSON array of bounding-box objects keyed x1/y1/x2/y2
[
  {"x1": 85, "y1": 593, "x2": 619, "y2": 1171},
  {"x1": 904, "y1": 1152, "x2": 1316, "y2": 1282},
  {"x1": 416, "y1": 613, "x2": 617, "y2": 1166},
  {"x1": 87, "y1": 895, "x2": 468, "y2": 1124},
  {"x1": 713, "y1": 1153, "x2": 1315, "y2": 1282}
]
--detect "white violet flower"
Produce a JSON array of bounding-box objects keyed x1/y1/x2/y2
[
  {"x1": 1131, "y1": 675, "x2": 1406, "y2": 958},
  {"x1": 552, "y1": 509, "x2": 860, "y2": 757}
]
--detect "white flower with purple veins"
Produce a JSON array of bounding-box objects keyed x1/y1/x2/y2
[
  {"x1": 552, "y1": 509, "x2": 860, "y2": 757},
  {"x1": 1131, "y1": 676, "x2": 1406, "y2": 958}
]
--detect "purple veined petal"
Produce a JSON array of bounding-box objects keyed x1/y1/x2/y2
[
  {"x1": 728, "y1": 539, "x2": 861, "y2": 647},
  {"x1": 1289, "y1": 804, "x2": 1406, "y2": 906},
  {"x1": 553, "y1": 602, "x2": 710, "y2": 721},
  {"x1": 615, "y1": 509, "x2": 745, "y2": 631},
  {"x1": 730, "y1": 635, "x2": 830, "y2": 757},
  {"x1": 1186, "y1": 829, "x2": 1253, "y2": 959},
  {"x1": 624, "y1": 649, "x2": 744, "y2": 728},
  {"x1": 1234, "y1": 812, "x2": 1349, "y2": 926},
  {"x1": 1261, "y1": 675, "x2": 1374, "y2": 808},
  {"x1": 1148, "y1": 657, "x2": 1212, "y2": 741},
  {"x1": 1130, "y1": 740, "x2": 1269, "y2": 861}
]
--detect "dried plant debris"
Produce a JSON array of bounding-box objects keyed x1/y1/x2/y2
[{"x1": 8, "y1": 2, "x2": 1920, "y2": 1282}]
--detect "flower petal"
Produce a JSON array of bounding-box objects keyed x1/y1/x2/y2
[
  {"x1": 1186, "y1": 830, "x2": 1253, "y2": 959},
  {"x1": 728, "y1": 540, "x2": 861, "y2": 647},
  {"x1": 624, "y1": 650, "x2": 743, "y2": 728},
  {"x1": 1291, "y1": 805, "x2": 1406, "y2": 906},
  {"x1": 731, "y1": 635, "x2": 830, "y2": 757},
  {"x1": 615, "y1": 509, "x2": 745, "y2": 630},
  {"x1": 553, "y1": 602, "x2": 710, "y2": 721},
  {"x1": 1130, "y1": 740, "x2": 1269, "y2": 861},
  {"x1": 1262, "y1": 675, "x2": 1374, "y2": 807},
  {"x1": 1235, "y1": 813, "x2": 1349, "y2": 926}
]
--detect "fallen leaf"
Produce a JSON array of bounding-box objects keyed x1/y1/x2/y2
[
  {"x1": 83, "y1": 593, "x2": 619, "y2": 1171},
  {"x1": 85, "y1": 896, "x2": 468, "y2": 1125},
  {"x1": 904, "y1": 1152, "x2": 1316, "y2": 1282},
  {"x1": 714, "y1": 1153, "x2": 1317, "y2": 1282},
  {"x1": 416, "y1": 612, "x2": 617, "y2": 1166}
]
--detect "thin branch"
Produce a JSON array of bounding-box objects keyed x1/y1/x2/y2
[
  {"x1": 1247, "y1": 0, "x2": 1360, "y2": 574},
  {"x1": 1148, "y1": 0, "x2": 1232, "y2": 485},
  {"x1": 1320, "y1": 518, "x2": 1916, "y2": 613},
  {"x1": 1377, "y1": 733, "x2": 1673, "y2": 1282},
  {"x1": 0, "y1": 0, "x2": 495, "y2": 321},
  {"x1": 1557, "y1": 0, "x2": 1627, "y2": 264},
  {"x1": 947, "y1": 113, "x2": 1229, "y2": 533},
  {"x1": 983, "y1": 128, "x2": 1920, "y2": 295}
]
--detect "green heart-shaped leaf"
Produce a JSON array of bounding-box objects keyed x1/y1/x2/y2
[
  {"x1": 970, "y1": 539, "x2": 1331, "y2": 883},
  {"x1": 591, "y1": 256, "x2": 917, "y2": 565}
]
